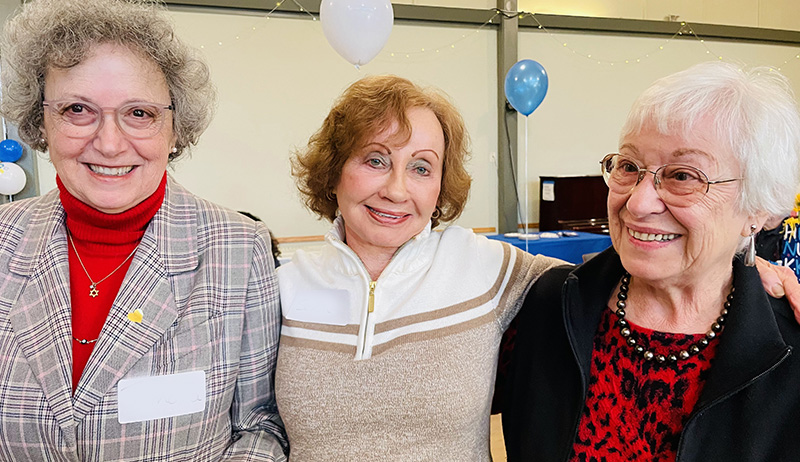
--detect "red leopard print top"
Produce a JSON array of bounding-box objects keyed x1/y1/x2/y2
[{"x1": 570, "y1": 307, "x2": 719, "y2": 461}]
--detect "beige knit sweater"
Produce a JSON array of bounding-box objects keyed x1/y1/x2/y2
[{"x1": 275, "y1": 219, "x2": 559, "y2": 461}]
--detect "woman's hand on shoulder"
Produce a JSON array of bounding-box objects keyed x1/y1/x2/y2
[{"x1": 756, "y1": 257, "x2": 800, "y2": 324}]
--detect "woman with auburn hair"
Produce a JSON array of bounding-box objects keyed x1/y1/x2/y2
[{"x1": 276, "y1": 75, "x2": 558, "y2": 460}]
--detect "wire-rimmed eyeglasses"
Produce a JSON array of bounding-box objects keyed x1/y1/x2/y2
[
  {"x1": 600, "y1": 153, "x2": 741, "y2": 207},
  {"x1": 42, "y1": 100, "x2": 174, "y2": 140}
]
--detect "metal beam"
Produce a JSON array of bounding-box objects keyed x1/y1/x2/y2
[{"x1": 497, "y1": 0, "x2": 518, "y2": 234}]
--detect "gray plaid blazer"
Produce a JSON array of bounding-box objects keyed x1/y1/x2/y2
[{"x1": 0, "y1": 176, "x2": 287, "y2": 461}]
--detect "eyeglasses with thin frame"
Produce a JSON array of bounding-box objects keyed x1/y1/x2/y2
[
  {"x1": 599, "y1": 153, "x2": 741, "y2": 207},
  {"x1": 42, "y1": 100, "x2": 174, "y2": 140}
]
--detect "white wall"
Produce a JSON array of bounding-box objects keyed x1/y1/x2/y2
[{"x1": 394, "y1": 0, "x2": 800, "y2": 32}]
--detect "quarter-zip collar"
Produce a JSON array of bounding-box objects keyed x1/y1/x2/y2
[
  {"x1": 325, "y1": 215, "x2": 433, "y2": 278},
  {"x1": 322, "y1": 216, "x2": 436, "y2": 359}
]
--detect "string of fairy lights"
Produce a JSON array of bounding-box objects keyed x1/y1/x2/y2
[
  {"x1": 190, "y1": 2, "x2": 800, "y2": 70},
  {"x1": 526, "y1": 14, "x2": 706, "y2": 66},
  {"x1": 196, "y1": 0, "x2": 317, "y2": 50},
  {"x1": 383, "y1": 11, "x2": 500, "y2": 60}
]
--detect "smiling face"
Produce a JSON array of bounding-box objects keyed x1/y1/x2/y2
[
  {"x1": 609, "y1": 118, "x2": 758, "y2": 286},
  {"x1": 335, "y1": 106, "x2": 444, "y2": 261},
  {"x1": 42, "y1": 42, "x2": 175, "y2": 214}
]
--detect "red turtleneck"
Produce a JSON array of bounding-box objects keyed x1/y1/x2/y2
[{"x1": 59, "y1": 173, "x2": 166, "y2": 392}]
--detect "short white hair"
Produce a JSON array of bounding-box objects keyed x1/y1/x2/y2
[{"x1": 620, "y1": 61, "x2": 800, "y2": 218}]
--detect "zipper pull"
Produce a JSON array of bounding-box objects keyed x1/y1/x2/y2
[{"x1": 368, "y1": 281, "x2": 376, "y2": 313}]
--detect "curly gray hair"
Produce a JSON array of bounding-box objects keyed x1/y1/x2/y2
[{"x1": 0, "y1": 0, "x2": 216, "y2": 160}]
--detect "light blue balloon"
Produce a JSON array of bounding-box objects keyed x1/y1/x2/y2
[
  {"x1": 0, "y1": 139, "x2": 23, "y2": 163},
  {"x1": 504, "y1": 59, "x2": 548, "y2": 116}
]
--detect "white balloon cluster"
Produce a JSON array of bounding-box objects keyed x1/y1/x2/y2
[{"x1": 320, "y1": 0, "x2": 393, "y2": 68}]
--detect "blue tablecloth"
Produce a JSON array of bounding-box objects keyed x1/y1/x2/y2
[{"x1": 487, "y1": 231, "x2": 612, "y2": 264}]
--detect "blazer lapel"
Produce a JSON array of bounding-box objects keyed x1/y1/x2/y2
[
  {"x1": 7, "y1": 193, "x2": 76, "y2": 437},
  {"x1": 72, "y1": 177, "x2": 199, "y2": 420}
]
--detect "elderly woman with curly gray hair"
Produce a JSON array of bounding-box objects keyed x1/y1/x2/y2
[{"x1": 0, "y1": 0, "x2": 286, "y2": 460}]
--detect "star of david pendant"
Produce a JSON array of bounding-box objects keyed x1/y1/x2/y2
[{"x1": 89, "y1": 283, "x2": 99, "y2": 298}]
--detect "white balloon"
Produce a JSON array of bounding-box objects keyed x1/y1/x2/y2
[
  {"x1": 320, "y1": 0, "x2": 393, "y2": 67},
  {"x1": 0, "y1": 162, "x2": 26, "y2": 195}
]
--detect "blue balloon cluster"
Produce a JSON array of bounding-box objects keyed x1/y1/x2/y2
[
  {"x1": 0, "y1": 139, "x2": 22, "y2": 162},
  {"x1": 504, "y1": 59, "x2": 549, "y2": 116}
]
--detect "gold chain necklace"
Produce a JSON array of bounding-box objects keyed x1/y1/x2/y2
[
  {"x1": 68, "y1": 232, "x2": 139, "y2": 345},
  {"x1": 67, "y1": 232, "x2": 138, "y2": 298}
]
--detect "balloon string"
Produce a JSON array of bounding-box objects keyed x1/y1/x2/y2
[{"x1": 524, "y1": 117, "x2": 529, "y2": 253}]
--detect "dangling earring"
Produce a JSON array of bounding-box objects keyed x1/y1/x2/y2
[
  {"x1": 431, "y1": 206, "x2": 441, "y2": 220},
  {"x1": 745, "y1": 224, "x2": 757, "y2": 267}
]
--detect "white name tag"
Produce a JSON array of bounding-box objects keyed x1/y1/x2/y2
[
  {"x1": 285, "y1": 289, "x2": 351, "y2": 326},
  {"x1": 118, "y1": 370, "x2": 206, "y2": 424}
]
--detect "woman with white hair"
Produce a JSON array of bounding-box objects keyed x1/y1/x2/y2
[{"x1": 504, "y1": 61, "x2": 800, "y2": 461}]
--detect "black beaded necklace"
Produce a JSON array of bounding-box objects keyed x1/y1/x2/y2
[{"x1": 614, "y1": 272, "x2": 732, "y2": 363}]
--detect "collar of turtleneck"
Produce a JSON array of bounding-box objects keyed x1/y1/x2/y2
[{"x1": 57, "y1": 172, "x2": 167, "y2": 251}]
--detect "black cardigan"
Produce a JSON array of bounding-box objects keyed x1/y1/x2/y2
[{"x1": 503, "y1": 247, "x2": 800, "y2": 461}]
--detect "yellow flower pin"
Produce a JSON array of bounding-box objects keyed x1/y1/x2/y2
[{"x1": 127, "y1": 308, "x2": 144, "y2": 324}]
